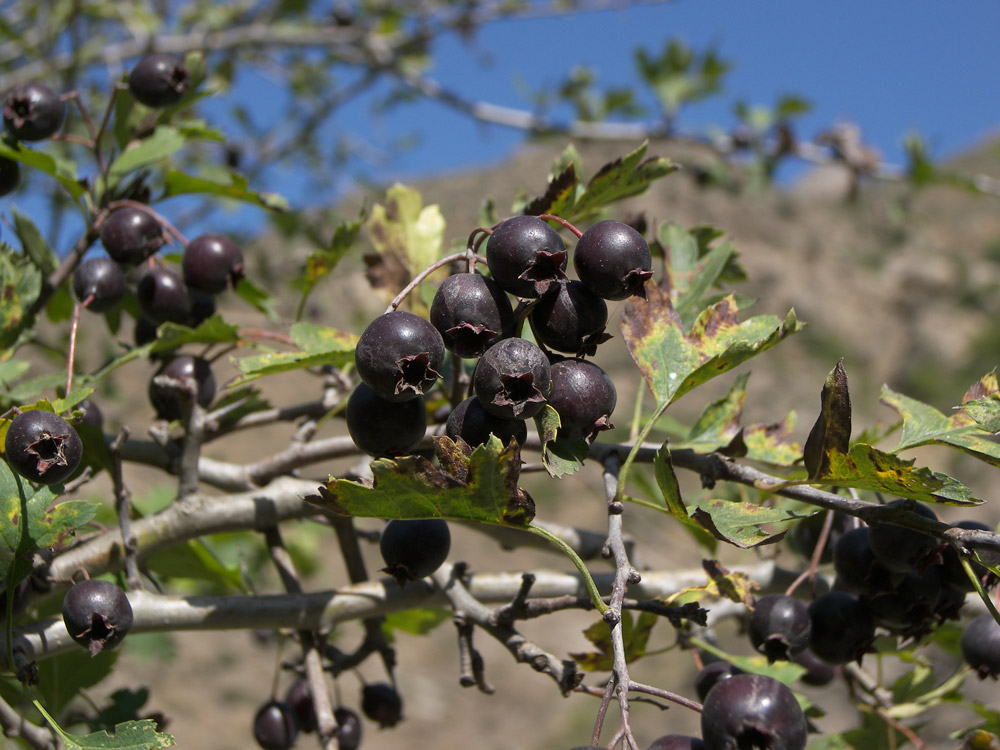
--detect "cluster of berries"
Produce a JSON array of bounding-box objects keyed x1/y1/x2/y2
[{"x1": 345, "y1": 214, "x2": 652, "y2": 460}]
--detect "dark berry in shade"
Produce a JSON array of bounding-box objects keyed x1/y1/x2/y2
[
  {"x1": 430, "y1": 272, "x2": 513, "y2": 357},
  {"x1": 446, "y1": 396, "x2": 527, "y2": 448},
  {"x1": 573, "y1": 220, "x2": 653, "y2": 300},
  {"x1": 530, "y1": 280, "x2": 609, "y2": 356},
  {"x1": 486, "y1": 215, "x2": 567, "y2": 298},
  {"x1": 832, "y1": 526, "x2": 893, "y2": 596},
  {"x1": 128, "y1": 54, "x2": 190, "y2": 108},
  {"x1": 76, "y1": 399, "x2": 104, "y2": 430},
  {"x1": 694, "y1": 660, "x2": 744, "y2": 702},
  {"x1": 700, "y1": 673, "x2": 807, "y2": 750},
  {"x1": 187, "y1": 288, "x2": 217, "y2": 328},
  {"x1": 786, "y1": 510, "x2": 852, "y2": 565},
  {"x1": 182, "y1": 233, "x2": 245, "y2": 294},
  {"x1": 73, "y1": 257, "x2": 126, "y2": 313},
  {"x1": 100, "y1": 207, "x2": 165, "y2": 266},
  {"x1": 748, "y1": 594, "x2": 812, "y2": 663},
  {"x1": 61, "y1": 579, "x2": 133, "y2": 656},
  {"x1": 252, "y1": 700, "x2": 298, "y2": 750},
  {"x1": 134, "y1": 316, "x2": 158, "y2": 347},
  {"x1": 137, "y1": 267, "x2": 192, "y2": 325},
  {"x1": 361, "y1": 682, "x2": 403, "y2": 728},
  {"x1": 3, "y1": 83, "x2": 65, "y2": 141},
  {"x1": 4, "y1": 410, "x2": 82, "y2": 485},
  {"x1": 0, "y1": 156, "x2": 19, "y2": 197},
  {"x1": 473, "y1": 337, "x2": 551, "y2": 420},
  {"x1": 333, "y1": 707, "x2": 362, "y2": 750},
  {"x1": 355, "y1": 311, "x2": 445, "y2": 402},
  {"x1": 647, "y1": 736, "x2": 706, "y2": 750},
  {"x1": 961, "y1": 612, "x2": 1000, "y2": 679},
  {"x1": 546, "y1": 358, "x2": 616, "y2": 442},
  {"x1": 941, "y1": 520, "x2": 997, "y2": 593},
  {"x1": 807, "y1": 591, "x2": 876, "y2": 665},
  {"x1": 867, "y1": 564, "x2": 943, "y2": 636},
  {"x1": 792, "y1": 649, "x2": 837, "y2": 687},
  {"x1": 148, "y1": 355, "x2": 216, "y2": 421},
  {"x1": 284, "y1": 679, "x2": 316, "y2": 733},
  {"x1": 867, "y1": 499, "x2": 943, "y2": 574},
  {"x1": 345, "y1": 383, "x2": 427, "y2": 457},
  {"x1": 379, "y1": 518, "x2": 451, "y2": 583}
]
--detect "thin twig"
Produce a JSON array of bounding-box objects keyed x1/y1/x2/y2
[{"x1": 109, "y1": 428, "x2": 141, "y2": 591}]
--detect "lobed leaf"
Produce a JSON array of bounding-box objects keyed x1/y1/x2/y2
[
  {"x1": 230, "y1": 323, "x2": 357, "y2": 387},
  {"x1": 652, "y1": 445, "x2": 717, "y2": 551},
  {"x1": 688, "y1": 498, "x2": 804, "y2": 548}
]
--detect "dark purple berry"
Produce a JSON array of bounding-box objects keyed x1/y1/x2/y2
[
  {"x1": 786, "y1": 511, "x2": 852, "y2": 565},
  {"x1": 128, "y1": 54, "x2": 190, "y2": 108},
  {"x1": 941, "y1": 520, "x2": 997, "y2": 593},
  {"x1": 867, "y1": 564, "x2": 943, "y2": 636},
  {"x1": 148, "y1": 355, "x2": 216, "y2": 421},
  {"x1": 182, "y1": 234, "x2": 245, "y2": 294},
  {"x1": 4, "y1": 410, "x2": 82, "y2": 485},
  {"x1": 807, "y1": 591, "x2": 876, "y2": 665},
  {"x1": 379, "y1": 518, "x2": 451, "y2": 583},
  {"x1": 962, "y1": 613, "x2": 1000, "y2": 679},
  {"x1": 284, "y1": 679, "x2": 317, "y2": 733},
  {"x1": 137, "y1": 267, "x2": 192, "y2": 325},
  {"x1": 430, "y1": 273, "x2": 513, "y2": 357},
  {"x1": 134, "y1": 316, "x2": 158, "y2": 347},
  {"x1": 792, "y1": 649, "x2": 837, "y2": 687},
  {"x1": 546, "y1": 359, "x2": 616, "y2": 442},
  {"x1": 345, "y1": 383, "x2": 426, "y2": 457},
  {"x1": 76, "y1": 399, "x2": 104, "y2": 430},
  {"x1": 61, "y1": 579, "x2": 133, "y2": 656},
  {"x1": 647, "y1": 736, "x2": 706, "y2": 750},
  {"x1": 446, "y1": 396, "x2": 526, "y2": 448},
  {"x1": 486, "y1": 216, "x2": 567, "y2": 298},
  {"x1": 99, "y1": 207, "x2": 165, "y2": 266},
  {"x1": 355, "y1": 311, "x2": 445, "y2": 402},
  {"x1": 73, "y1": 257, "x2": 126, "y2": 313},
  {"x1": 3, "y1": 83, "x2": 65, "y2": 141},
  {"x1": 867, "y1": 500, "x2": 943, "y2": 574},
  {"x1": 361, "y1": 682, "x2": 403, "y2": 728},
  {"x1": 187, "y1": 288, "x2": 217, "y2": 328},
  {"x1": 474, "y1": 337, "x2": 551, "y2": 420},
  {"x1": 748, "y1": 594, "x2": 812, "y2": 662},
  {"x1": 573, "y1": 220, "x2": 653, "y2": 300},
  {"x1": 252, "y1": 700, "x2": 298, "y2": 750},
  {"x1": 0, "y1": 156, "x2": 19, "y2": 197},
  {"x1": 695, "y1": 661, "x2": 744, "y2": 702},
  {"x1": 700, "y1": 673, "x2": 807, "y2": 750},
  {"x1": 832, "y1": 526, "x2": 893, "y2": 596},
  {"x1": 333, "y1": 707, "x2": 361, "y2": 750},
  {"x1": 530, "y1": 280, "x2": 609, "y2": 356}
]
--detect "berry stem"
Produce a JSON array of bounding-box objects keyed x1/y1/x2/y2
[
  {"x1": 384, "y1": 250, "x2": 486, "y2": 314},
  {"x1": 109, "y1": 427, "x2": 142, "y2": 591},
  {"x1": 64, "y1": 298, "x2": 89, "y2": 396},
  {"x1": 784, "y1": 508, "x2": 835, "y2": 596},
  {"x1": 537, "y1": 213, "x2": 583, "y2": 238}
]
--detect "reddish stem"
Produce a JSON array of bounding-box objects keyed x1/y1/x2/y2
[
  {"x1": 384, "y1": 250, "x2": 486, "y2": 313},
  {"x1": 537, "y1": 213, "x2": 583, "y2": 238},
  {"x1": 65, "y1": 296, "x2": 91, "y2": 395}
]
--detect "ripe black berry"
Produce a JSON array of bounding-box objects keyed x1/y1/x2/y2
[
  {"x1": 868, "y1": 565, "x2": 944, "y2": 636},
  {"x1": 253, "y1": 700, "x2": 298, "y2": 750},
  {"x1": 807, "y1": 591, "x2": 875, "y2": 665},
  {"x1": 694, "y1": 661, "x2": 744, "y2": 702},
  {"x1": 361, "y1": 682, "x2": 403, "y2": 728},
  {"x1": 430, "y1": 272, "x2": 513, "y2": 358},
  {"x1": 961, "y1": 612, "x2": 1000, "y2": 679},
  {"x1": 867, "y1": 500, "x2": 942, "y2": 574},
  {"x1": 3, "y1": 83, "x2": 65, "y2": 141},
  {"x1": 529, "y1": 280, "x2": 609, "y2": 356},
  {"x1": 0, "y1": 156, "x2": 19, "y2": 197},
  {"x1": 284, "y1": 679, "x2": 316, "y2": 733},
  {"x1": 182, "y1": 234, "x2": 245, "y2": 294},
  {"x1": 941, "y1": 520, "x2": 996, "y2": 593},
  {"x1": 137, "y1": 267, "x2": 192, "y2": 325},
  {"x1": 700, "y1": 673, "x2": 807, "y2": 750},
  {"x1": 446, "y1": 396, "x2": 527, "y2": 448},
  {"x1": 486, "y1": 215, "x2": 567, "y2": 298},
  {"x1": 76, "y1": 399, "x2": 104, "y2": 430},
  {"x1": 61, "y1": 579, "x2": 133, "y2": 656},
  {"x1": 355, "y1": 311, "x2": 445, "y2": 402},
  {"x1": 647, "y1": 736, "x2": 706, "y2": 750},
  {"x1": 473, "y1": 337, "x2": 551, "y2": 420},
  {"x1": 345, "y1": 383, "x2": 427, "y2": 457},
  {"x1": 73, "y1": 257, "x2": 127, "y2": 313},
  {"x1": 128, "y1": 54, "x2": 190, "y2": 108},
  {"x1": 379, "y1": 518, "x2": 451, "y2": 583},
  {"x1": 832, "y1": 526, "x2": 893, "y2": 596},
  {"x1": 573, "y1": 220, "x2": 653, "y2": 300},
  {"x1": 546, "y1": 359, "x2": 616, "y2": 442},
  {"x1": 786, "y1": 511, "x2": 852, "y2": 564},
  {"x1": 100, "y1": 207, "x2": 165, "y2": 266},
  {"x1": 148, "y1": 355, "x2": 217, "y2": 421},
  {"x1": 333, "y1": 707, "x2": 362, "y2": 750},
  {"x1": 748, "y1": 594, "x2": 812, "y2": 663},
  {"x1": 4, "y1": 410, "x2": 82, "y2": 485},
  {"x1": 792, "y1": 649, "x2": 836, "y2": 687}
]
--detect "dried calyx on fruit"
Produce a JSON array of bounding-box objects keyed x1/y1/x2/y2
[
  {"x1": 61, "y1": 579, "x2": 134, "y2": 656},
  {"x1": 430, "y1": 272, "x2": 513, "y2": 357},
  {"x1": 486, "y1": 215, "x2": 567, "y2": 298},
  {"x1": 3, "y1": 82, "x2": 65, "y2": 141},
  {"x1": 4, "y1": 409, "x2": 82, "y2": 485},
  {"x1": 473, "y1": 337, "x2": 551, "y2": 420}
]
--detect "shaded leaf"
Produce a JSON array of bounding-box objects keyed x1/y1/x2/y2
[
  {"x1": 534, "y1": 404, "x2": 587, "y2": 478},
  {"x1": 163, "y1": 169, "x2": 288, "y2": 211},
  {"x1": 572, "y1": 611, "x2": 657, "y2": 671},
  {"x1": 12, "y1": 209, "x2": 57, "y2": 276},
  {"x1": 230, "y1": 324, "x2": 356, "y2": 387},
  {"x1": 381, "y1": 608, "x2": 450, "y2": 640},
  {"x1": 0, "y1": 141, "x2": 84, "y2": 199},
  {"x1": 652, "y1": 445, "x2": 716, "y2": 551},
  {"x1": 144, "y1": 537, "x2": 247, "y2": 593},
  {"x1": 36, "y1": 650, "x2": 118, "y2": 714},
  {"x1": 0, "y1": 245, "x2": 42, "y2": 350},
  {"x1": 234, "y1": 277, "x2": 281, "y2": 322},
  {"x1": 674, "y1": 373, "x2": 748, "y2": 455},
  {"x1": 689, "y1": 499, "x2": 803, "y2": 548},
  {"x1": 803, "y1": 360, "x2": 851, "y2": 478},
  {"x1": 664, "y1": 559, "x2": 757, "y2": 607}
]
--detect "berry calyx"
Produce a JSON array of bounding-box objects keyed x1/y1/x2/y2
[
  {"x1": 486, "y1": 215, "x2": 568, "y2": 298},
  {"x1": 546, "y1": 358, "x2": 616, "y2": 442},
  {"x1": 137, "y1": 267, "x2": 193, "y2": 325},
  {"x1": 361, "y1": 682, "x2": 403, "y2": 728},
  {"x1": 182, "y1": 233, "x2": 245, "y2": 294},
  {"x1": 3, "y1": 82, "x2": 65, "y2": 141},
  {"x1": 700, "y1": 673, "x2": 807, "y2": 750},
  {"x1": 379, "y1": 518, "x2": 451, "y2": 584},
  {"x1": 4, "y1": 410, "x2": 82, "y2": 485},
  {"x1": 573, "y1": 220, "x2": 653, "y2": 300},
  {"x1": 252, "y1": 700, "x2": 298, "y2": 750},
  {"x1": 128, "y1": 54, "x2": 190, "y2": 108},
  {"x1": 430, "y1": 272, "x2": 513, "y2": 358},
  {"x1": 61, "y1": 579, "x2": 134, "y2": 656},
  {"x1": 345, "y1": 383, "x2": 427, "y2": 457},
  {"x1": 0, "y1": 156, "x2": 20, "y2": 197},
  {"x1": 148, "y1": 355, "x2": 217, "y2": 421},
  {"x1": 99, "y1": 207, "x2": 165, "y2": 266},
  {"x1": 73, "y1": 257, "x2": 127, "y2": 313},
  {"x1": 473, "y1": 337, "x2": 551, "y2": 420},
  {"x1": 446, "y1": 396, "x2": 527, "y2": 449},
  {"x1": 529, "y1": 280, "x2": 609, "y2": 356},
  {"x1": 354, "y1": 311, "x2": 445, "y2": 402}
]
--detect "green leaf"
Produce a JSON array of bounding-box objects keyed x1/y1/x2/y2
[
  {"x1": 36, "y1": 701, "x2": 174, "y2": 750},
  {"x1": 0, "y1": 245, "x2": 42, "y2": 349},
  {"x1": 162, "y1": 169, "x2": 288, "y2": 211},
  {"x1": 652, "y1": 445, "x2": 716, "y2": 551},
  {"x1": 150, "y1": 316, "x2": 242, "y2": 354},
  {"x1": 571, "y1": 611, "x2": 657, "y2": 671},
  {"x1": 381, "y1": 608, "x2": 450, "y2": 640},
  {"x1": 0, "y1": 141, "x2": 84, "y2": 199},
  {"x1": 688, "y1": 498, "x2": 805, "y2": 548},
  {"x1": 803, "y1": 360, "x2": 852, "y2": 478},
  {"x1": 658, "y1": 222, "x2": 738, "y2": 328},
  {"x1": 107, "y1": 126, "x2": 186, "y2": 185},
  {"x1": 308, "y1": 436, "x2": 534, "y2": 527},
  {"x1": 0, "y1": 359, "x2": 31, "y2": 388},
  {"x1": 12, "y1": 208, "x2": 57, "y2": 276},
  {"x1": 36, "y1": 649, "x2": 118, "y2": 714},
  {"x1": 144, "y1": 537, "x2": 247, "y2": 593},
  {"x1": 533, "y1": 404, "x2": 587, "y2": 478},
  {"x1": 230, "y1": 324, "x2": 357, "y2": 387},
  {"x1": 297, "y1": 217, "x2": 363, "y2": 318},
  {"x1": 234, "y1": 278, "x2": 281, "y2": 322},
  {"x1": 743, "y1": 413, "x2": 802, "y2": 467},
  {"x1": 521, "y1": 162, "x2": 580, "y2": 219},
  {"x1": 620, "y1": 285, "x2": 802, "y2": 407},
  {"x1": 570, "y1": 141, "x2": 677, "y2": 221},
  {"x1": 674, "y1": 373, "x2": 748, "y2": 455}
]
